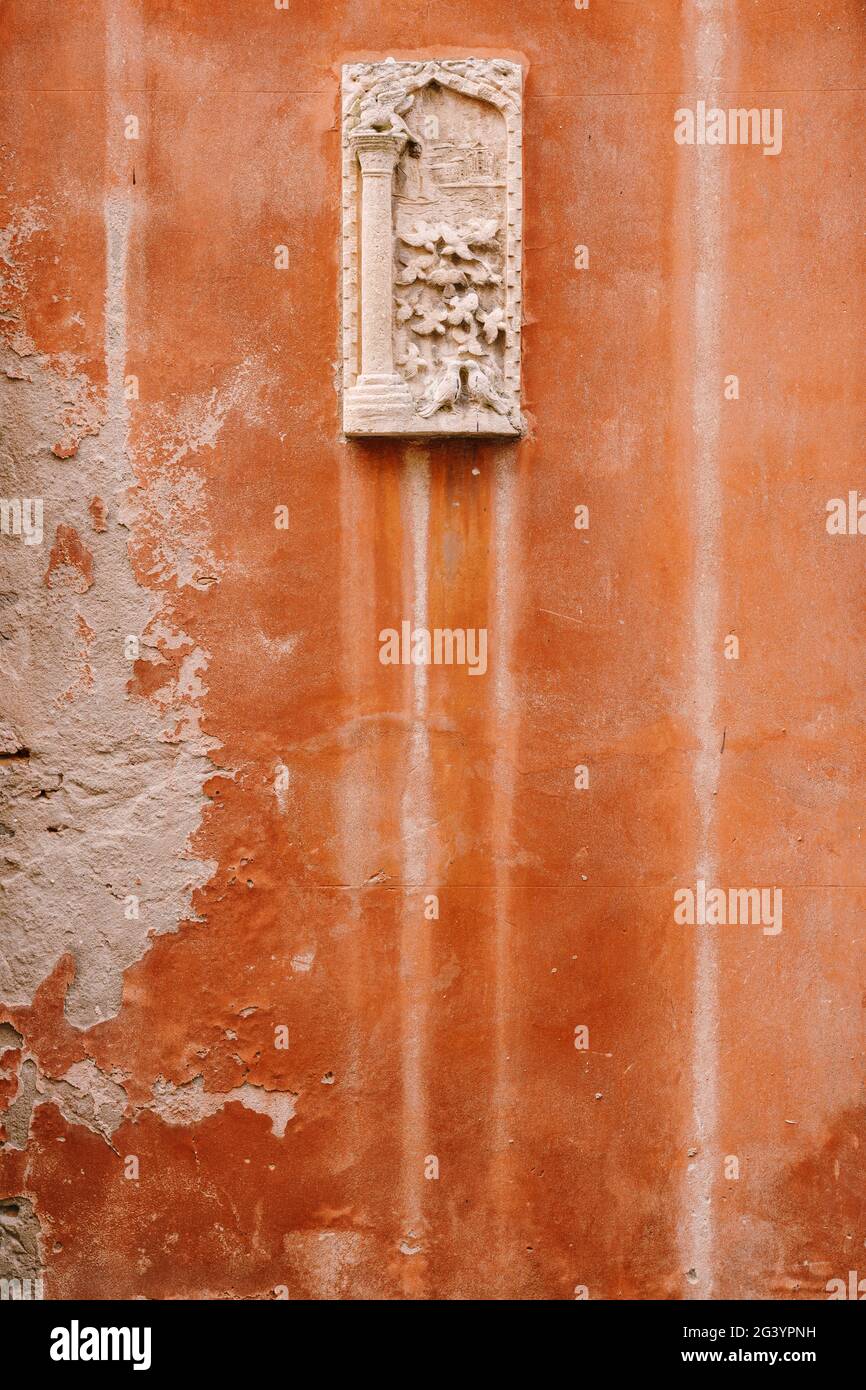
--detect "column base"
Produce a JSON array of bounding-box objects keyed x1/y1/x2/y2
[
  {"x1": 344, "y1": 374, "x2": 523, "y2": 438},
  {"x1": 344, "y1": 375, "x2": 415, "y2": 433}
]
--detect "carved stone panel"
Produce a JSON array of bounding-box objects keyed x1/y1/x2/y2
[{"x1": 341, "y1": 59, "x2": 523, "y2": 437}]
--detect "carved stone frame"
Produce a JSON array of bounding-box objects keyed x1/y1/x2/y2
[{"x1": 341, "y1": 58, "x2": 523, "y2": 438}]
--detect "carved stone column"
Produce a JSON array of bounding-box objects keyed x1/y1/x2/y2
[{"x1": 345, "y1": 131, "x2": 414, "y2": 427}]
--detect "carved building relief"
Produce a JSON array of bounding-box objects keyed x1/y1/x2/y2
[{"x1": 341, "y1": 59, "x2": 523, "y2": 437}]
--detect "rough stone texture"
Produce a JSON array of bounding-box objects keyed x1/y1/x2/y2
[
  {"x1": 0, "y1": 2, "x2": 864, "y2": 1301},
  {"x1": 0, "y1": 1195, "x2": 42, "y2": 1287}
]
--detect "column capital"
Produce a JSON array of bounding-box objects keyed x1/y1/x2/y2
[{"x1": 348, "y1": 129, "x2": 407, "y2": 174}]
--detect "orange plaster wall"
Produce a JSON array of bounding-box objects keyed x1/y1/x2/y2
[{"x1": 1, "y1": 0, "x2": 864, "y2": 1300}]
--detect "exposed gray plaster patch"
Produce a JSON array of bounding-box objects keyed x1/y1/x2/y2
[
  {"x1": 2, "y1": 1055, "x2": 295, "y2": 1149},
  {"x1": 148, "y1": 1076, "x2": 298, "y2": 1138},
  {"x1": 3, "y1": 1057, "x2": 37, "y2": 1149},
  {"x1": 3, "y1": 1055, "x2": 128, "y2": 1148},
  {"x1": 0, "y1": 1196, "x2": 43, "y2": 1285},
  {"x1": 38, "y1": 1059, "x2": 128, "y2": 1142},
  {"x1": 0, "y1": 198, "x2": 223, "y2": 1028},
  {"x1": 0, "y1": 1021, "x2": 23, "y2": 1050}
]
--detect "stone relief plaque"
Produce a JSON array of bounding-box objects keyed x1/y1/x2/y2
[{"x1": 341, "y1": 58, "x2": 523, "y2": 437}]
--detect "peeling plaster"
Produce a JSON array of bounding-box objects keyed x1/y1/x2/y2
[
  {"x1": 0, "y1": 1195, "x2": 43, "y2": 1286},
  {"x1": 148, "y1": 1076, "x2": 297, "y2": 1139},
  {"x1": 0, "y1": 198, "x2": 223, "y2": 1027},
  {"x1": 4, "y1": 1056, "x2": 127, "y2": 1149}
]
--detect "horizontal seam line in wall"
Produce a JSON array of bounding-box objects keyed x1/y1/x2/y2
[
  {"x1": 4, "y1": 86, "x2": 866, "y2": 96},
  {"x1": 214, "y1": 883, "x2": 866, "y2": 891}
]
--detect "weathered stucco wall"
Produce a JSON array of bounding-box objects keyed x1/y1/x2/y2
[{"x1": 1, "y1": 0, "x2": 864, "y2": 1300}]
